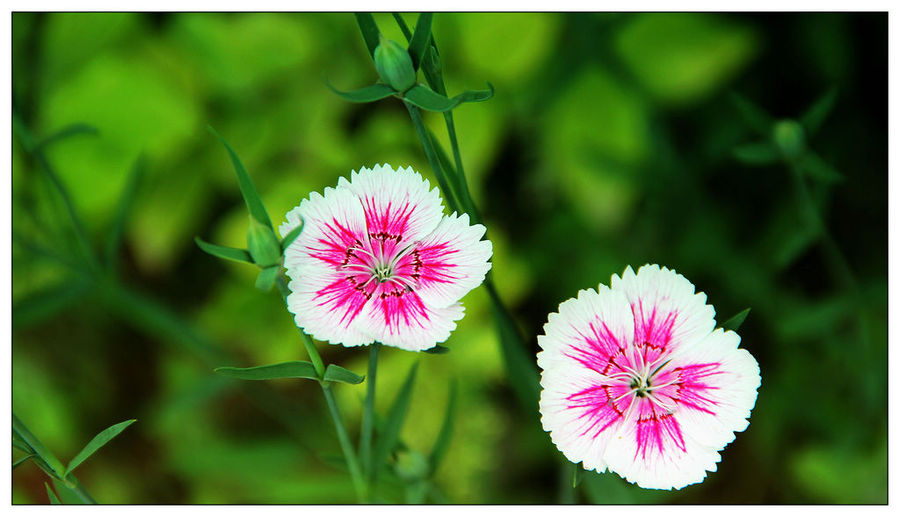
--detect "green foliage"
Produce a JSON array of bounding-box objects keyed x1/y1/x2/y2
[
  {"x1": 372, "y1": 362, "x2": 418, "y2": 479},
  {"x1": 323, "y1": 364, "x2": 366, "y2": 385},
  {"x1": 215, "y1": 361, "x2": 320, "y2": 381},
  {"x1": 65, "y1": 419, "x2": 137, "y2": 476},
  {"x1": 721, "y1": 308, "x2": 751, "y2": 332}
]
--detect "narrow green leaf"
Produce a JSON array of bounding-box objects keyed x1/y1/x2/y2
[
  {"x1": 355, "y1": 13, "x2": 381, "y2": 58},
  {"x1": 318, "y1": 452, "x2": 350, "y2": 472},
  {"x1": 428, "y1": 380, "x2": 457, "y2": 475},
  {"x1": 423, "y1": 344, "x2": 450, "y2": 354},
  {"x1": 255, "y1": 265, "x2": 280, "y2": 291},
  {"x1": 215, "y1": 361, "x2": 320, "y2": 381},
  {"x1": 194, "y1": 237, "x2": 254, "y2": 264},
  {"x1": 105, "y1": 156, "x2": 145, "y2": 272},
  {"x1": 408, "y1": 13, "x2": 434, "y2": 70},
  {"x1": 45, "y1": 483, "x2": 61, "y2": 504},
  {"x1": 421, "y1": 45, "x2": 447, "y2": 95},
  {"x1": 799, "y1": 152, "x2": 844, "y2": 183},
  {"x1": 65, "y1": 419, "x2": 137, "y2": 476},
  {"x1": 372, "y1": 362, "x2": 419, "y2": 478},
  {"x1": 323, "y1": 364, "x2": 365, "y2": 385},
  {"x1": 12, "y1": 112, "x2": 36, "y2": 152},
  {"x1": 392, "y1": 13, "x2": 413, "y2": 41},
  {"x1": 573, "y1": 463, "x2": 585, "y2": 488},
  {"x1": 52, "y1": 478, "x2": 93, "y2": 504},
  {"x1": 404, "y1": 83, "x2": 494, "y2": 113},
  {"x1": 485, "y1": 283, "x2": 541, "y2": 409},
  {"x1": 721, "y1": 308, "x2": 751, "y2": 332},
  {"x1": 324, "y1": 78, "x2": 396, "y2": 103},
  {"x1": 13, "y1": 279, "x2": 92, "y2": 329},
  {"x1": 36, "y1": 123, "x2": 99, "y2": 151},
  {"x1": 13, "y1": 414, "x2": 66, "y2": 476},
  {"x1": 733, "y1": 141, "x2": 779, "y2": 166},
  {"x1": 208, "y1": 127, "x2": 273, "y2": 228},
  {"x1": 12, "y1": 435, "x2": 31, "y2": 453},
  {"x1": 280, "y1": 223, "x2": 304, "y2": 253},
  {"x1": 730, "y1": 93, "x2": 774, "y2": 136},
  {"x1": 452, "y1": 82, "x2": 494, "y2": 104},
  {"x1": 13, "y1": 454, "x2": 35, "y2": 470},
  {"x1": 800, "y1": 88, "x2": 838, "y2": 136}
]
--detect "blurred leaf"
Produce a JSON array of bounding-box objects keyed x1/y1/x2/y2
[
  {"x1": 65, "y1": 419, "x2": 137, "y2": 476},
  {"x1": 209, "y1": 127, "x2": 273, "y2": 228},
  {"x1": 791, "y1": 438, "x2": 886, "y2": 503},
  {"x1": 730, "y1": 92, "x2": 774, "y2": 135},
  {"x1": 582, "y1": 471, "x2": 668, "y2": 504},
  {"x1": 373, "y1": 362, "x2": 418, "y2": 478},
  {"x1": 323, "y1": 364, "x2": 365, "y2": 385},
  {"x1": 799, "y1": 152, "x2": 844, "y2": 183},
  {"x1": 13, "y1": 414, "x2": 65, "y2": 476},
  {"x1": 12, "y1": 279, "x2": 92, "y2": 328},
  {"x1": 318, "y1": 452, "x2": 349, "y2": 473},
  {"x1": 392, "y1": 13, "x2": 413, "y2": 41},
  {"x1": 215, "y1": 361, "x2": 320, "y2": 381},
  {"x1": 13, "y1": 454, "x2": 35, "y2": 470},
  {"x1": 35, "y1": 123, "x2": 99, "y2": 151},
  {"x1": 194, "y1": 237, "x2": 253, "y2": 265},
  {"x1": 721, "y1": 308, "x2": 750, "y2": 331},
  {"x1": 800, "y1": 88, "x2": 838, "y2": 136},
  {"x1": 255, "y1": 265, "x2": 280, "y2": 291},
  {"x1": 104, "y1": 156, "x2": 145, "y2": 271},
  {"x1": 733, "y1": 141, "x2": 779, "y2": 165},
  {"x1": 408, "y1": 13, "x2": 433, "y2": 70},
  {"x1": 280, "y1": 223, "x2": 304, "y2": 252},
  {"x1": 427, "y1": 380, "x2": 457, "y2": 476},
  {"x1": 488, "y1": 285, "x2": 541, "y2": 410},
  {"x1": 773, "y1": 227, "x2": 818, "y2": 270},
  {"x1": 324, "y1": 79, "x2": 395, "y2": 102},
  {"x1": 355, "y1": 13, "x2": 381, "y2": 58},
  {"x1": 12, "y1": 435, "x2": 31, "y2": 453},
  {"x1": 403, "y1": 83, "x2": 493, "y2": 112},
  {"x1": 45, "y1": 483, "x2": 61, "y2": 505},
  {"x1": 423, "y1": 344, "x2": 450, "y2": 354},
  {"x1": 51, "y1": 479, "x2": 90, "y2": 504},
  {"x1": 573, "y1": 463, "x2": 584, "y2": 488},
  {"x1": 455, "y1": 13, "x2": 560, "y2": 82}
]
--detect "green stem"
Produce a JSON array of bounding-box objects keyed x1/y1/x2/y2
[
  {"x1": 442, "y1": 112, "x2": 482, "y2": 224},
  {"x1": 321, "y1": 383, "x2": 368, "y2": 502},
  {"x1": 359, "y1": 342, "x2": 381, "y2": 480},
  {"x1": 276, "y1": 272, "x2": 326, "y2": 377},
  {"x1": 404, "y1": 101, "x2": 461, "y2": 213}
]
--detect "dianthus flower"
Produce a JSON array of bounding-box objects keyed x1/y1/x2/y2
[
  {"x1": 537, "y1": 264, "x2": 760, "y2": 490},
  {"x1": 280, "y1": 164, "x2": 492, "y2": 352}
]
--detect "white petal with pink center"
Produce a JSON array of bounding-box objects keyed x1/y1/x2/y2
[
  {"x1": 538, "y1": 264, "x2": 760, "y2": 490},
  {"x1": 282, "y1": 164, "x2": 492, "y2": 352}
]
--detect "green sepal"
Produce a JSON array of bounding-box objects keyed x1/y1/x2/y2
[
  {"x1": 573, "y1": 463, "x2": 585, "y2": 488},
  {"x1": 403, "y1": 83, "x2": 494, "y2": 112},
  {"x1": 423, "y1": 344, "x2": 450, "y2": 354},
  {"x1": 13, "y1": 454, "x2": 35, "y2": 470},
  {"x1": 280, "y1": 223, "x2": 304, "y2": 253},
  {"x1": 65, "y1": 419, "x2": 137, "y2": 477},
  {"x1": 247, "y1": 217, "x2": 282, "y2": 267},
  {"x1": 324, "y1": 78, "x2": 396, "y2": 103},
  {"x1": 45, "y1": 483, "x2": 62, "y2": 504},
  {"x1": 427, "y1": 380, "x2": 457, "y2": 476},
  {"x1": 372, "y1": 362, "x2": 419, "y2": 478},
  {"x1": 355, "y1": 13, "x2": 381, "y2": 59},
  {"x1": 255, "y1": 266, "x2": 280, "y2": 291},
  {"x1": 36, "y1": 123, "x2": 99, "y2": 152},
  {"x1": 407, "y1": 13, "x2": 434, "y2": 70},
  {"x1": 209, "y1": 127, "x2": 273, "y2": 228},
  {"x1": 215, "y1": 361, "x2": 320, "y2": 381},
  {"x1": 730, "y1": 92, "x2": 774, "y2": 136},
  {"x1": 721, "y1": 308, "x2": 751, "y2": 332},
  {"x1": 194, "y1": 237, "x2": 253, "y2": 265},
  {"x1": 799, "y1": 152, "x2": 844, "y2": 183},
  {"x1": 323, "y1": 364, "x2": 365, "y2": 385},
  {"x1": 733, "y1": 141, "x2": 779, "y2": 166},
  {"x1": 800, "y1": 87, "x2": 838, "y2": 136},
  {"x1": 374, "y1": 36, "x2": 417, "y2": 92}
]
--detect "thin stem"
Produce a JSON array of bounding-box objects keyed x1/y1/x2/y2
[
  {"x1": 276, "y1": 272, "x2": 326, "y2": 377},
  {"x1": 321, "y1": 383, "x2": 368, "y2": 502},
  {"x1": 359, "y1": 342, "x2": 381, "y2": 480},
  {"x1": 404, "y1": 101, "x2": 461, "y2": 213},
  {"x1": 442, "y1": 112, "x2": 482, "y2": 224}
]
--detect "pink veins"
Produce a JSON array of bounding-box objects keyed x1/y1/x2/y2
[{"x1": 565, "y1": 309, "x2": 722, "y2": 461}]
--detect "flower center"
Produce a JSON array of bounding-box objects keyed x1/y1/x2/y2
[
  {"x1": 371, "y1": 262, "x2": 394, "y2": 283},
  {"x1": 630, "y1": 375, "x2": 651, "y2": 397}
]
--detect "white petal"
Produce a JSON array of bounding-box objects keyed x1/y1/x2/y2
[
  {"x1": 355, "y1": 291, "x2": 465, "y2": 352},
  {"x1": 405, "y1": 212, "x2": 493, "y2": 308},
  {"x1": 282, "y1": 186, "x2": 367, "y2": 272},
  {"x1": 338, "y1": 164, "x2": 444, "y2": 244}
]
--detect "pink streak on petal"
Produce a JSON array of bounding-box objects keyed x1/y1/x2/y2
[
  {"x1": 566, "y1": 383, "x2": 632, "y2": 439},
  {"x1": 313, "y1": 272, "x2": 376, "y2": 329},
  {"x1": 360, "y1": 197, "x2": 415, "y2": 242},
  {"x1": 631, "y1": 300, "x2": 678, "y2": 366},
  {"x1": 395, "y1": 240, "x2": 460, "y2": 291},
  {"x1": 306, "y1": 217, "x2": 366, "y2": 268},
  {"x1": 565, "y1": 321, "x2": 630, "y2": 376},
  {"x1": 634, "y1": 398, "x2": 686, "y2": 461},
  {"x1": 667, "y1": 363, "x2": 724, "y2": 416},
  {"x1": 369, "y1": 284, "x2": 432, "y2": 334}
]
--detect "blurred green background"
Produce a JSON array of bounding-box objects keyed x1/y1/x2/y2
[{"x1": 12, "y1": 12, "x2": 886, "y2": 504}]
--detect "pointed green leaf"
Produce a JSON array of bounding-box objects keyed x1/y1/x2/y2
[
  {"x1": 733, "y1": 141, "x2": 779, "y2": 166},
  {"x1": 392, "y1": 13, "x2": 413, "y2": 41},
  {"x1": 421, "y1": 45, "x2": 447, "y2": 95},
  {"x1": 194, "y1": 237, "x2": 254, "y2": 264},
  {"x1": 52, "y1": 478, "x2": 92, "y2": 504},
  {"x1": 355, "y1": 13, "x2": 381, "y2": 59},
  {"x1": 13, "y1": 454, "x2": 35, "y2": 470},
  {"x1": 721, "y1": 308, "x2": 751, "y2": 332},
  {"x1": 730, "y1": 93, "x2": 774, "y2": 136},
  {"x1": 799, "y1": 152, "x2": 844, "y2": 183},
  {"x1": 13, "y1": 414, "x2": 66, "y2": 476},
  {"x1": 404, "y1": 83, "x2": 494, "y2": 112},
  {"x1": 105, "y1": 156, "x2": 145, "y2": 272},
  {"x1": 209, "y1": 127, "x2": 273, "y2": 228},
  {"x1": 423, "y1": 344, "x2": 450, "y2": 354},
  {"x1": 573, "y1": 463, "x2": 585, "y2": 488},
  {"x1": 408, "y1": 13, "x2": 434, "y2": 70},
  {"x1": 372, "y1": 362, "x2": 418, "y2": 477},
  {"x1": 12, "y1": 435, "x2": 31, "y2": 453},
  {"x1": 487, "y1": 287, "x2": 541, "y2": 409},
  {"x1": 36, "y1": 123, "x2": 99, "y2": 151},
  {"x1": 323, "y1": 364, "x2": 365, "y2": 385},
  {"x1": 324, "y1": 78, "x2": 396, "y2": 103},
  {"x1": 65, "y1": 419, "x2": 136, "y2": 476},
  {"x1": 215, "y1": 361, "x2": 320, "y2": 381},
  {"x1": 428, "y1": 380, "x2": 457, "y2": 475},
  {"x1": 800, "y1": 88, "x2": 838, "y2": 136},
  {"x1": 280, "y1": 223, "x2": 304, "y2": 253},
  {"x1": 452, "y1": 82, "x2": 494, "y2": 104},
  {"x1": 46, "y1": 483, "x2": 62, "y2": 504},
  {"x1": 12, "y1": 112, "x2": 36, "y2": 152},
  {"x1": 255, "y1": 265, "x2": 280, "y2": 291}
]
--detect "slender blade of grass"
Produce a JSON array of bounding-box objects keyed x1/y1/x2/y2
[
  {"x1": 65, "y1": 419, "x2": 137, "y2": 476},
  {"x1": 722, "y1": 308, "x2": 751, "y2": 332},
  {"x1": 372, "y1": 362, "x2": 419, "y2": 479},
  {"x1": 408, "y1": 13, "x2": 433, "y2": 70},
  {"x1": 104, "y1": 156, "x2": 145, "y2": 272},
  {"x1": 208, "y1": 127, "x2": 273, "y2": 228},
  {"x1": 355, "y1": 13, "x2": 381, "y2": 58},
  {"x1": 427, "y1": 380, "x2": 457, "y2": 476}
]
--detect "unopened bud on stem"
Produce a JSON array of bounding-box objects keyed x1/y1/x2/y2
[{"x1": 374, "y1": 35, "x2": 416, "y2": 93}]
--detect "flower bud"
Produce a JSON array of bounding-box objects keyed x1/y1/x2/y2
[
  {"x1": 374, "y1": 36, "x2": 416, "y2": 92},
  {"x1": 247, "y1": 217, "x2": 282, "y2": 267},
  {"x1": 773, "y1": 119, "x2": 805, "y2": 160}
]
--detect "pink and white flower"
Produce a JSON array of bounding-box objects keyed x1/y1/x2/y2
[
  {"x1": 537, "y1": 264, "x2": 760, "y2": 490},
  {"x1": 280, "y1": 164, "x2": 492, "y2": 352}
]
